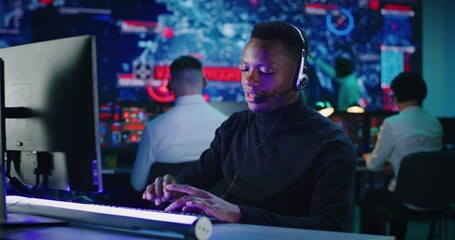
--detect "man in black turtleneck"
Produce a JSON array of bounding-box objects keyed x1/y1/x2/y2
[{"x1": 142, "y1": 21, "x2": 357, "y2": 232}]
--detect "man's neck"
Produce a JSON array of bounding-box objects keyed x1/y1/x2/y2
[{"x1": 397, "y1": 101, "x2": 420, "y2": 111}]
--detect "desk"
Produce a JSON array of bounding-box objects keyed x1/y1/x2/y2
[
  {"x1": 355, "y1": 158, "x2": 394, "y2": 203},
  {"x1": 99, "y1": 163, "x2": 393, "y2": 211},
  {"x1": 0, "y1": 220, "x2": 394, "y2": 240}
]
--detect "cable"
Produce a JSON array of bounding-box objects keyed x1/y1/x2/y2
[{"x1": 220, "y1": 105, "x2": 289, "y2": 199}]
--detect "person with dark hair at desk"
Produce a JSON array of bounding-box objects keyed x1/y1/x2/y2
[
  {"x1": 360, "y1": 72, "x2": 443, "y2": 239},
  {"x1": 142, "y1": 21, "x2": 357, "y2": 231},
  {"x1": 130, "y1": 55, "x2": 227, "y2": 191}
]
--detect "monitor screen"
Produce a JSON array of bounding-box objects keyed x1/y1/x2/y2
[
  {"x1": 0, "y1": 0, "x2": 422, "y2": 107},
  {"x1": 329, "y1": 111, "x2": 398, "y2": 155},
  {"x1": 329, "y1": 112, "x2": 367, "y2": 155},
  {"x1": 0, "y1": 35, "x2": 102, "y2": 192},
  {"x1": 98, "y1": 102, "x2": 172, "y2": 150},
  {"x1": 367, "y1": 112, "x2": 397, "y2": 151},
  {"x1": 1, "y1": 0, "x2": 420, "y2": 150},
  {"x1": 368, "y1": 115, "x2": 385, "y2": 152}
]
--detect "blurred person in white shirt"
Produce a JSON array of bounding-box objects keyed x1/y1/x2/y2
[
  {"x1": 130, "y1": 55, "x2": 227, "y2": 191},
  {"x1": 360, "y1": 72, "x2": 443, "y2": 240}
]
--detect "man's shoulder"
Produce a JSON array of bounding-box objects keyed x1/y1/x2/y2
[
  {"x1": 386, "y1": 108, "x2": 441, "y2": 129},
  {"x1": 203, "y1": 104, "x2": 229, "y2": 120},
  {"x1": 304, "y1": 110, "x2": 340, "y2": 132},
  {"x1": 145, "y1": 104, "x2": 227, "y2": 131},
  {"x1": 219, "y1": 110, "x2": 249, "y2": 128},
  {"x1": 384, "y1": 109, "x2": 418, "y2": 124},
  {"x1": 144, "y1": 110, "x2": 175, "y2": 129},
  {"x1": 226, "y1": 109, "x2": 248, "y2": 120}
]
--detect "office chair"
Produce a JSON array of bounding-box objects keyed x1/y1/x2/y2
[{"x1": 378, "y1": 151, "x2": 455, "y2": 240}]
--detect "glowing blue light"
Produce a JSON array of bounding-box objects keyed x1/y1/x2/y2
[{"x1": 326, "y1": 8, "x2": 355, "y2": 36}]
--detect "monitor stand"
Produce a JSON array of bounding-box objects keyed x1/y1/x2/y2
[{"x1": 0, "y1": 58, "x2": 68, "y2": 228}]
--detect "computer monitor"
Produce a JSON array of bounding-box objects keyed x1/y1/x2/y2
[
  {"x1": 0, "y1": 35, "x2": 102, "y2": 194},
  {"x1": 329, "y1": 111, "x2": 368, "y2": 155},
  {"x1": 2, "y1": 1, "x2": 422, "y2": 112},
  {"x1": 367, "y1": 111, "x2": 397, "y2": 151}
]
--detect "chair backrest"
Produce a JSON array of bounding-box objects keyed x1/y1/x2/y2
[{"x1": 395, "y1": 151, "x2": 455, "y2": 209}]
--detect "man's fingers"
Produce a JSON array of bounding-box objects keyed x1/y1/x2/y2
[
  {"x1": 154, "y1": 177, "x2": 164, "y2": 205},
  {"x1": 163, "y1": 174, "x2": 174, "y2": 184},
  {"x1": 162, "y1": 174, "x2": 175, "y2": 200},
  {"x1": 182, "y1": 201, "x2": 212, "y2": 216},
  {"x1": 166, "y1": 184, "x2": 200, "y2": 195},
  {"x1": 142, "y1": 191, "x2": 147, "y2": 200},
  {"x1": 143, "y1": 184, "x2": 156, "y2": 201},
  {"x1": 164, "y1": 197, "x2": 187, "y2": 212},
  {"x1": 142, "y1": 176, "x2": 178, "y2": 205}
]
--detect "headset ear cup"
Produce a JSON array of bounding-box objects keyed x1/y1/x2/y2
[
  {"x1": 294, "y1": 52, "x2": 308, "y2": 90},
  {"x1": 290, "y1": 24, "x2": 309, "y2": 91},
  {"x1": 295, "y1": 74, "x2": 309, "y2": 90}
]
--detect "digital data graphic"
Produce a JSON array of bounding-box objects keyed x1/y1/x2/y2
[{"x1": 0, "y1": 0, "x2": 422, "y2": 148}]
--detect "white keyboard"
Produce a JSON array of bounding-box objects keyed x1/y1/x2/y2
[{"x1": 6, "y1": 195, "x2": 212, "y2": 240}]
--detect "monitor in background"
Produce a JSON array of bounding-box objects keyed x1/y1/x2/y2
[
  {"x1": 368, "y1": 116, "x2": 384, "y2": 152},
  {"x1": 1, "y1": 1, "x2": 422, "y2": 111},
  {"x1": 98, "y1": 102, "x2": 172, "y2": 150},
  {"x1": 329, "y1": 112, "x2": 367, "y2": 155},
  {"x1": 98, "y1": 101, "x2": 247, "y2": 152},
  {"x1": 328, "y1": 111, "x2": 398, "y2": 156},
  {"x1": 1, "y1": 1, "x2": 423, "y2": 153},
  {"x1": 0, "y1": 35, "x2": 102, "y2": 194},
  {"x1": 367, "y1": 112, "x2": 397, "y2": 152}
]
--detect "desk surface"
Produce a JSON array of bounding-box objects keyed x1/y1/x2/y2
[{"x1": 1, "y1": 220, "x2": 394, "y2": 240}]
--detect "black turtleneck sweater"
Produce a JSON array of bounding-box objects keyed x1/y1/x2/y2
[{"x1": 176, "y1": 98, "x2": 356, "y2": 231}]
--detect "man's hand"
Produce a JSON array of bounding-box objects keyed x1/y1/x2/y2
[
  {"x1": 164, "y1": 184, "x2": 241, "y2": 223},
  {"x1": 142, "y1": 174, "x2": 182, "y2": 206}
]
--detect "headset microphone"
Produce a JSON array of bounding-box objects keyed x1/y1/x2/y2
[{"x1": 253, "y1": 88, "x2": 295, "y2": 104}]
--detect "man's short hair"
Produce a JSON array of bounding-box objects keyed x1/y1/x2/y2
[
  {"x1": 170, "y1": 55, "x2": 203, "y2": 79},
  {"x1": 251, "y1": 21, "x2": 308, "y2": 64},
  {"x1": 391, "y1": 72, "x2": 427, "y2": 104}
]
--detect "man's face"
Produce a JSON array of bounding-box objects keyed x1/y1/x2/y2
[{"x1": 240, "y1": 38, "x2": 299, "y2": 112}]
